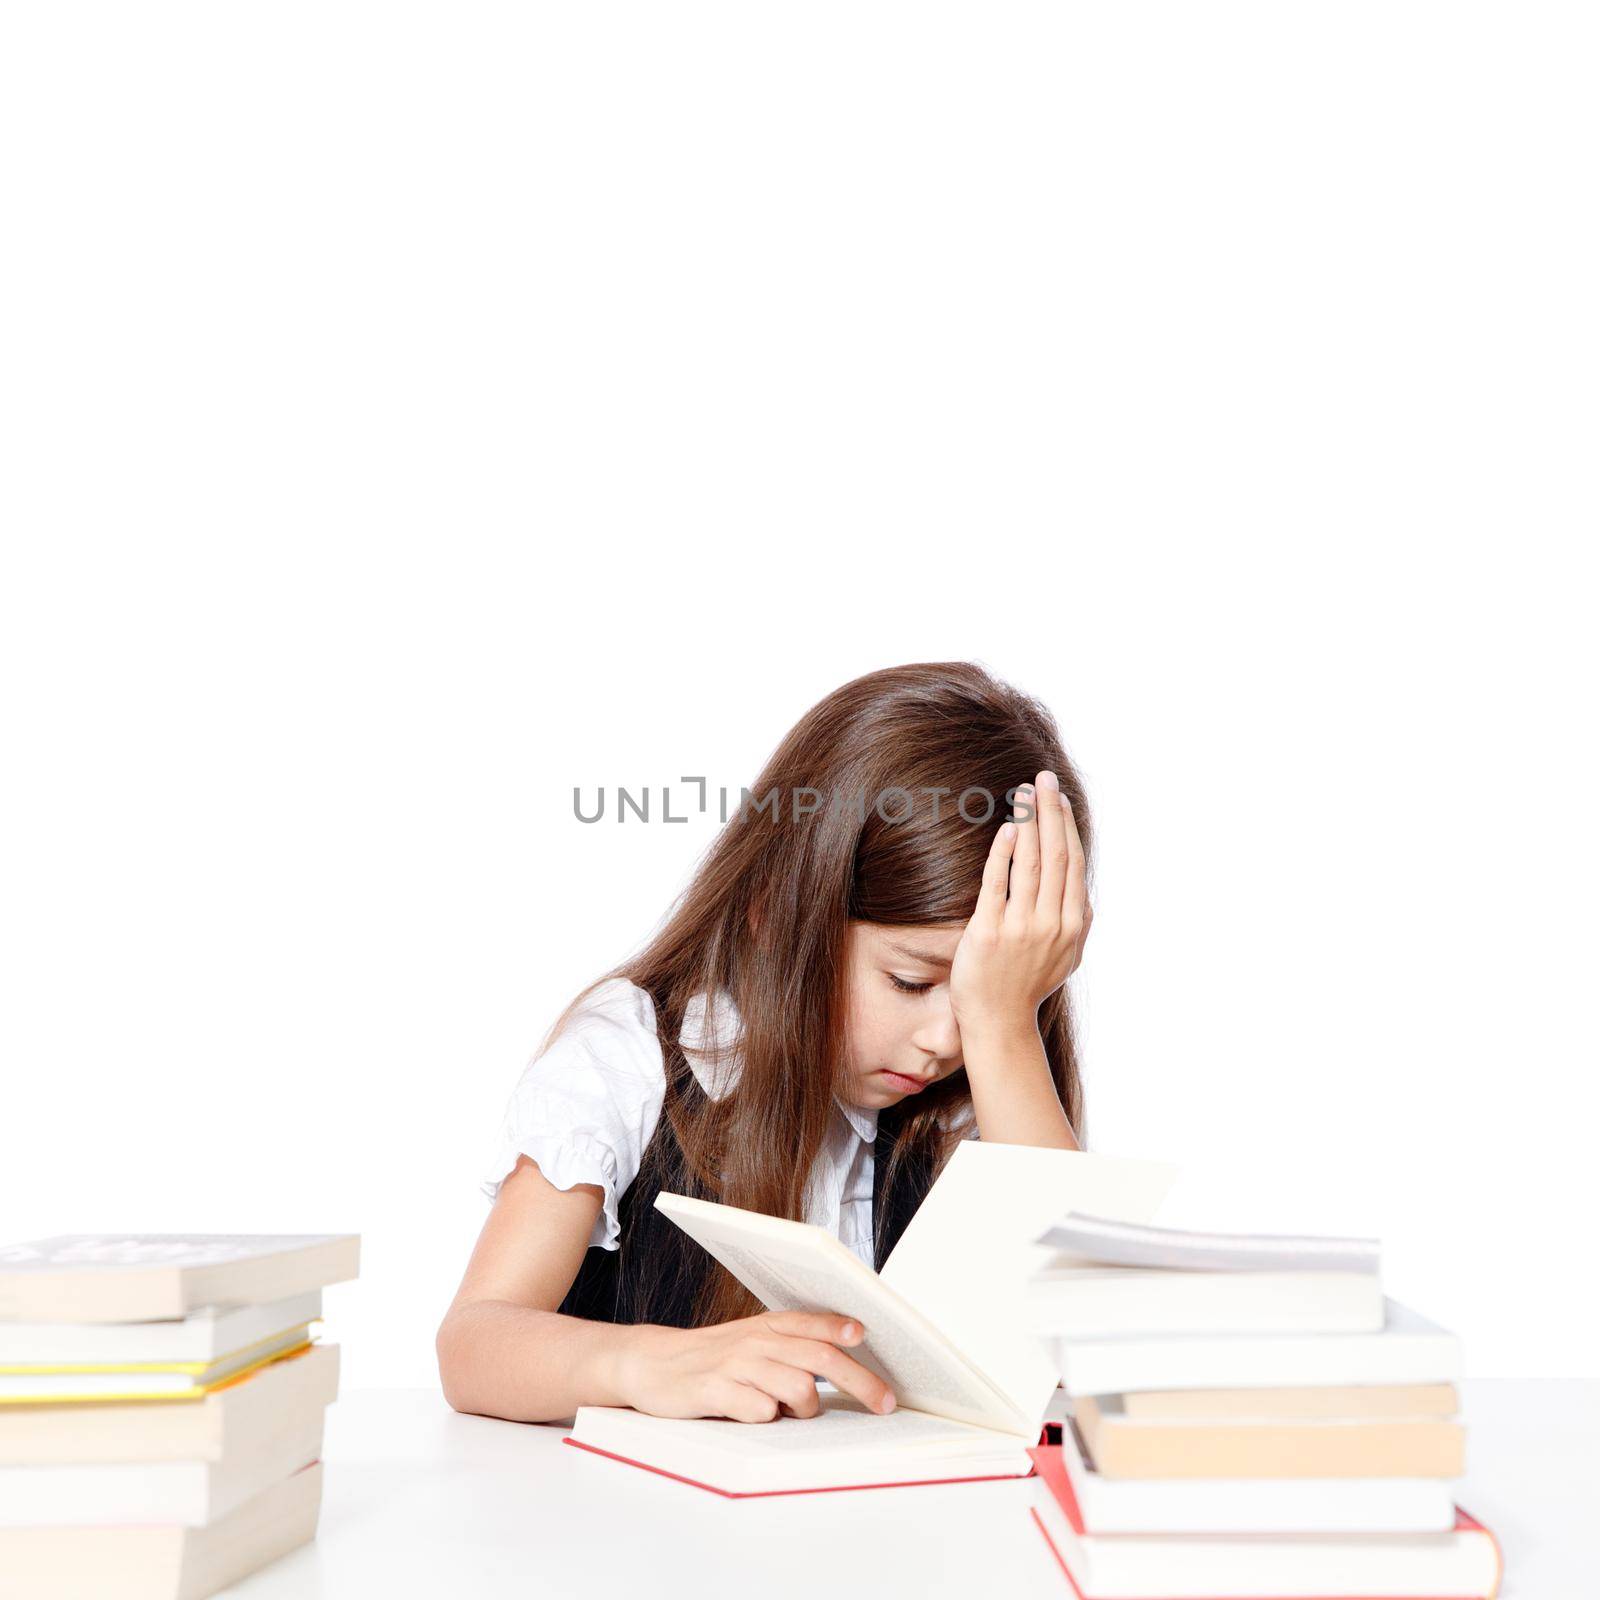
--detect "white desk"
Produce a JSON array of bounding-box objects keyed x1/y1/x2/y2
[{"x1": 229, "y1": 1378, "x2": 1593, "y2": 1599}]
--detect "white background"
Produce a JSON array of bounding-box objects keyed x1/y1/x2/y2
[{"x1": 2, "y1": 4, "x2": 1594, "y2": 1388}]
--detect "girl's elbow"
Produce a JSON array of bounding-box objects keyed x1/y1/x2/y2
[{"x1": 435, "y1": 1306, "x2": 481, "y2": 1415}]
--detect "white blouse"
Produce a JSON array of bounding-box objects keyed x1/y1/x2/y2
[{"x1": 482, "y1": 977, "x2": 977, "y2": 1270}]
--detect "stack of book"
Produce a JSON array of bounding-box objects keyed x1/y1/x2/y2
[
  {"x1": 0, "y1": 1234, "x2": 359, "y2": 1600},
  {"x1": 1021, "y1": 1214, "x2": 1501, "y2": 1599}
]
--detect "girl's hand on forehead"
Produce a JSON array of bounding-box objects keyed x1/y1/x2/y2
[{"x1": 949, "y1": 769, "x2": 1092, "y2": 1033}]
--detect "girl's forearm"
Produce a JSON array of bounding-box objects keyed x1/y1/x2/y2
[
  {"x1": 961, "y1": 1016, "x2": 1080, "y2": 1149},
  {"x1": 436, "y1": 1298, "x2": 642, "y2": 1423}
]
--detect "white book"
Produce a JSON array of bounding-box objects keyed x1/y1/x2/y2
[
  {"x1": 0, "y1": 1343, "x2": 340, "y2": 1466},
  {"x1": 1051, "y1": 1404, "x2": 1459, "y2": 1534},
  {"x1": 569, "y1": 1144, "x2": 1178, "y2": 1496},
  {"x1": 0, "y1": 1236, "x2": 360, "y2": 1323},
  {"x1": 1050, "y1": 1298, "x2": 1461, "y2": 1397},
  {"x1": 0, "y1": 1460, "x2": 322, "y2": 1600},
  {"x1": 1026, "y1": 1263, "x2": 1385, "y2": 1338},
  {"x1": 1031, "y1": 1474, "x2": 1500, "y2": 1599},
  {"x1": 661, "y1": 1143, "x2": 1178, "y2": 1434},
  {"x1": 874, "y1": 1143, "x2": 1179, "y2": 1431},
  {"x1": 0, "y1": 1325, "x2": 315, "y2": 1402},
  {"x1": 1037, "y1": 1211, "x2": 1382, "y2": 1274},
  {"x1": 0, "y1": 1416, "x2": 324, "y2": 1527},
  {"x1": 0, "y1": 1290, "x2": 322, "y2": 1368},
  {"x1": 569, "y1": 1389, "x2": 1045, "y2": 1494}
]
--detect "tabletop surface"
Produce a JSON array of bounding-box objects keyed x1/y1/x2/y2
[{"x1": 226, "y1": 1377, "x2": 1594, "y2": 1600}]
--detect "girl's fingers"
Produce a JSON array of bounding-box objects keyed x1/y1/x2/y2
[
  {"x1": 1035, "y1": 769, "x2": 1069, "y2": 915},
  {"x1": 1062, "y1": 785, "x2": 1088, "y2": 924},
  {"x1": 761, "y1": 1310, "x2": 863, "y2": 1346},
  {"x1": 720, "y1": 1378, "x2": 783, "y2": 1424},
  {"x1": 973, "y1": 818, "x2": 1016, "y2": 929},
  {"x1": 1072, "y1": 900, "x2": 1094, "y2": 972},
  {"x1": 754, "y1": 1336, "x2": 896, "y2": 1415},
  {"x1": 1006, "y1": 782, "x2": 1040, "y2": 921},
  {"x1": 740, "y1": 1357, "x2": 823, "y2": 1419}
]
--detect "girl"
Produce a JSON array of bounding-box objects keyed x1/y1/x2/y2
[{"x1": 437, "y1": 661, "x2": 1093, "y2": 1426}]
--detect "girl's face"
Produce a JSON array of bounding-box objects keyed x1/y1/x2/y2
[{"x1": 840, "y1": 920, "x2": 969, "y2": 1108}]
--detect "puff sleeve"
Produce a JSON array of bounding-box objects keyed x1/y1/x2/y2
[{"x1": 479, "y1": 979, "x2": 670, "y2": 1253}]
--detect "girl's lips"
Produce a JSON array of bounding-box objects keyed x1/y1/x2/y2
[{"x1": 881, "y1": 1070, "x2": 928, "y2": 1093}]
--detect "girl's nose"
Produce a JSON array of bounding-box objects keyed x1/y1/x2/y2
[{"x1": 912, "y1": 996, "x2": 962, "y2": 1062}]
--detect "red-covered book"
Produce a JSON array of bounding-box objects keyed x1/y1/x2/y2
[
  {"x1": 560, "y1": 1395, "x2": 1051, "y2": 1498},
  {"x1": 1026, "y1": 1443, "x2": 1503, "y2": 1600}
]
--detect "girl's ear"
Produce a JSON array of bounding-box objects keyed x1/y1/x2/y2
[{"x1": 746, "y1": 894, "x2": 766, "y2": 948}]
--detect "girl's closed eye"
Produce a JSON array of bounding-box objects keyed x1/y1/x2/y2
[{"x1": 887, "y1": 973, "x2": 934, "y2": 995}]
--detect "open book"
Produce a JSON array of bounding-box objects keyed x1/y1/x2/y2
[{"x1": 563, "y1": 1144, "x2": 1178, "y2": 1496}]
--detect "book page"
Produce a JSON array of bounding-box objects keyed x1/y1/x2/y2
[
  {"x1": 593, "y1": 1393, "x2": 1024, "y2": 1457},
  {"x1": 1037, "y1": 1212, "x2": 1380, "y2": 1273},
  {"x1": 878, "y1": 1143, "x2": 1179, "y2": 1430},
  {"x1": 652, "y1": 1195, "x2": 1030, "y2": 1435}
]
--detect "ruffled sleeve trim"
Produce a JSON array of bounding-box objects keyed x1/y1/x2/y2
[
  {"x1": 478, "y1": 979, "x2": 669, "y2": 1253},
  {"x1": 480, "y1": 1126, "x2": 626, "y2": 1251}
]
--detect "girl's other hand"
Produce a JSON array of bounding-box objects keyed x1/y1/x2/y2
[
  {"x1": 611, "y1": 1310, "x2": 897, "y2": 1424},
  {"x1": 949, "y1": 769, "x2": 1092, "y2": 1033}
]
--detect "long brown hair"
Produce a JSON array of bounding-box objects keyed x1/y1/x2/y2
[{"x1": 537, "y1": 660, "x2": 1093, "y2": 1326}]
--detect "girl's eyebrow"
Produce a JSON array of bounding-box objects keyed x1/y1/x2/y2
[{"x1": 883, "y1": 939, "x2": 953, "y2": 968}]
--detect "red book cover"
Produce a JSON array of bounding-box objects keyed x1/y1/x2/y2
[
  {"x1": 1024, "y1": 1444, "x2": 1504, "y2": 1600},
  {"x1": 558, "y1": 1421, "x2": 1049, "y2": 1499}
]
